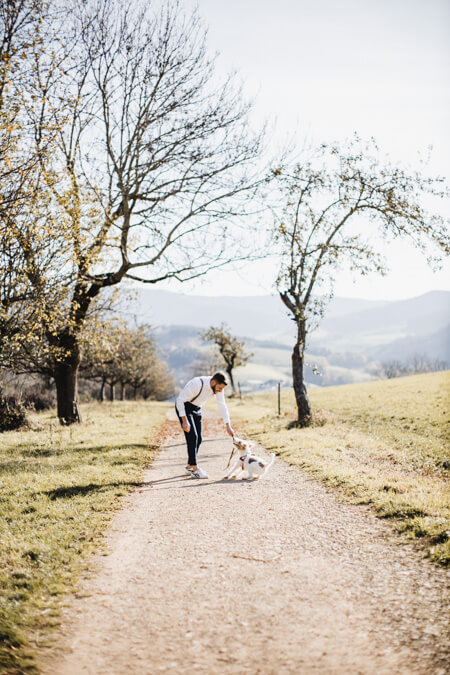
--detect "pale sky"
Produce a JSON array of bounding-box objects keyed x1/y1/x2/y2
[{"x1": 163, "y1": 0, "x2": 450, "y2": 300}]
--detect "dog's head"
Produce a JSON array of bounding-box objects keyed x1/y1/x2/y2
[
  {"x1": 232, "y1": 436, "x2": 253, "y2": 453},
  {"x1": 225, "y1": 436, "x2": 253, "y2": 468}
]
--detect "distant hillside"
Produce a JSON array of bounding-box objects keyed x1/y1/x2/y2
[
  {"x1": 128, "y1": 288, "x2": 387, "y2": 343},
  {"x1": 372, "y1": 324, "x2": 450, "y2": 362},
  {"x1": 313, "y1": 291, "x2": 450, "y2": 352},
  {"x1": 135, "y1": 289, "x2": 450, "y2": 390},
  {"x1": 155, "y1": 324, "x2": 377, "y2": 390}
]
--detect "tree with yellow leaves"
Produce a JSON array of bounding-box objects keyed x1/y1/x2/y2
[
  {"x1": 80, "y1": 321, "x2": 174, "y2": 402},
  {"x1": 5, "y1": 0, "x2": 266, "y2": 423},
  {"x1": 0, "y1": 0, "x2": 50, "y2": 386}
]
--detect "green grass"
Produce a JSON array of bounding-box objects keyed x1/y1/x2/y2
[
  {"x1": 228, "y1": 371, "x2": 450, "y2": 566},
  {"x1": 308, "y1": 373, "x2": 449, "y2": 472},
  {"x1": 0, "y1": 401, "x2": 169, "y2": 674}
]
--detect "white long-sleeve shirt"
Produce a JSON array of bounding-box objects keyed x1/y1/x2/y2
[{"x1": 176, "y1": 376, "x2": 230, "y2": 424}]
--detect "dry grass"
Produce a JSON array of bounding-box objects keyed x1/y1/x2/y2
[
  {"x1": 228, "y1": 371, "x2": 450, "y2": 566},
  {"x1": 0, "y1": 401, "x2": 169, "y2": 674}
]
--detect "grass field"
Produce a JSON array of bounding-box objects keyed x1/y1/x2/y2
[
  {"x1": 227, "y1": 371, "x2": 450, "y2": 566},
  {"x1": 0, "y1": 401, "x2": 169, "y2": 674}
]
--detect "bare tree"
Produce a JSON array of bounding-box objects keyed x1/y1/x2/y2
[
  {"x1": 377, "y1": 354, "x2": 448, "y2": 379},
  {"x1": 431, "y1": 358, "x2": 448, "y2": 372},
  {"x1": 273, "y1": 138, "x2": 450, "y2": 425},
  {"x1": 410, "y1": 353, "x2": 431, "y2": 375},
  {"x1": 201, "y1": 323, "x2": 253, "y2": 395},
  {"x1": 8, "y1": 0, "x2": 266, "y2": 423},
  {"x1": 380, "y1": 360, "x2": 406, "y2": 379}
]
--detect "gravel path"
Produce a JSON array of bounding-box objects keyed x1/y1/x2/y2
[{"x1": 39, "y1": 415, "x2": 449, "y2": 674}]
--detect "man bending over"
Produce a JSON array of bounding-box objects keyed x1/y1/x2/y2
[{"x1": 175, "y1": 371, "x2": 235, "y2": 478}]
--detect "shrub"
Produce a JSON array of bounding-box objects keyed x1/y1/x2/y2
[
  {"x1": 23, "y1": 388, "x2": 56, "y2": 411},
  {"x1": 0, "y1": 394, "x2": 28, "y2": 431}
]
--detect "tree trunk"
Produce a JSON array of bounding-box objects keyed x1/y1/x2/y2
[
  {"x1": 110, "y1": 382, "x2": 115, "y2": 402},
  {"x1": 54, "y1": 362, "x2": 82, "y2": 425},
  {"x1": 120, "y1": 382, "x2": 125, "y2": 400},
  {"x1": 227, "y1": 368, "x2": 236, "y2": 396},
  {"x1": 99, "y1": 379, "x2": 106, "y2": 402},
  {"x1": 52, "y1": 331, "x2": 82, "y2": 425},
  {"x1": 292, "y1": 338, "x2": 311, "y2": 427}
]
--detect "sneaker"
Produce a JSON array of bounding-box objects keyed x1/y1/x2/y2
[
  {"x1": 191, "y1": 467, "x2": 208, "y2": 479},
  {"x1": 185, "y1": 466, "x2": 195, "y2": 475}
]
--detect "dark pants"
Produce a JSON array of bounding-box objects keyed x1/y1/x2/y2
[{"x1": 175, "y1": 402, "x2": 202, "y2": 466}]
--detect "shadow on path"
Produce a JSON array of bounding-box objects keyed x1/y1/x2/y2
[
  {"x1": 163, "y1": 437, "x2": 231, "y2": 450},
  {"x1": 44, "y1": 481, "x2": 143, "y2": 500},
  {"x1": 146, "y1": 476, "x2": 256, "y2": 491}
]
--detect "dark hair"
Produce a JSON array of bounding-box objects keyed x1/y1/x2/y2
[{"x1": 211, "y1": 371, "x2": 227, "y2": 385}]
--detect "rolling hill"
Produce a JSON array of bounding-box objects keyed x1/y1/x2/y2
[
  {"x1": 127, "y1": 288, "x2": 388, "y2": 342},
  {"x1": 135, "y1": 289, "x2": 449, "y2": 389}
]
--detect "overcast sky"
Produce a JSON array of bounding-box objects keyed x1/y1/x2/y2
[{"x1": 163, "y1": 0, "x2": 450, "y2": 299}]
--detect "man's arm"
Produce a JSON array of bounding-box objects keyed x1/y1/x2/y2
[
  {"x1": 216, "y1": 390, "x2": 234, "y2": 437},
  {"x1": 176, "y1": 378, "x2": 199, "y2": 432}
]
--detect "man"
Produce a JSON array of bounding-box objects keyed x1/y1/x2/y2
[{"x1": 175, "y1": 371, "x2": 234, "y2": 478}]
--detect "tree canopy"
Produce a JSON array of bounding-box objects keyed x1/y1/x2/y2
[
  {"x1": 1, "y1": 0, "x2": 266, "y2": 423},
  {"x1": 273, "y1": 137, "x2": 449, "y2": 424}
]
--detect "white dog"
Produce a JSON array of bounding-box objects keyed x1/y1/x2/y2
[{"x1": 224, "y1": 437, "x2": 275, "y2": 481}]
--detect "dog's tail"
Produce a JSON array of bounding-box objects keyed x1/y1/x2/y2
[{"x1": 264, "y1": 453, "x2": 276, "y2": 474}]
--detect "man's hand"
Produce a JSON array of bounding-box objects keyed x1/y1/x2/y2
[
  {"x1": 225, "y1": 423, "x2": 234, "y2": 437},
  {"x1": 181, "y1": 417, "x2": 191, "y2": 433}
]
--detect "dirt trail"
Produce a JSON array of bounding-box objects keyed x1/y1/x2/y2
[{"x1": 39, "y1": 414, "x2": 449, "y2": 674}]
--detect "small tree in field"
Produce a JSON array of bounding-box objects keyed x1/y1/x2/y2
[
  {"x1": 273, "y1": 138, "x2": 449, "y2": 426},
  {"x1": 201, "y1": 323, "x2": 253, "y2": 395}
]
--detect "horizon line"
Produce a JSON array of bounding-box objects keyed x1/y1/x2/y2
[{"x1": 132, "y1": 287, "x2": 450, "y2": 303}]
